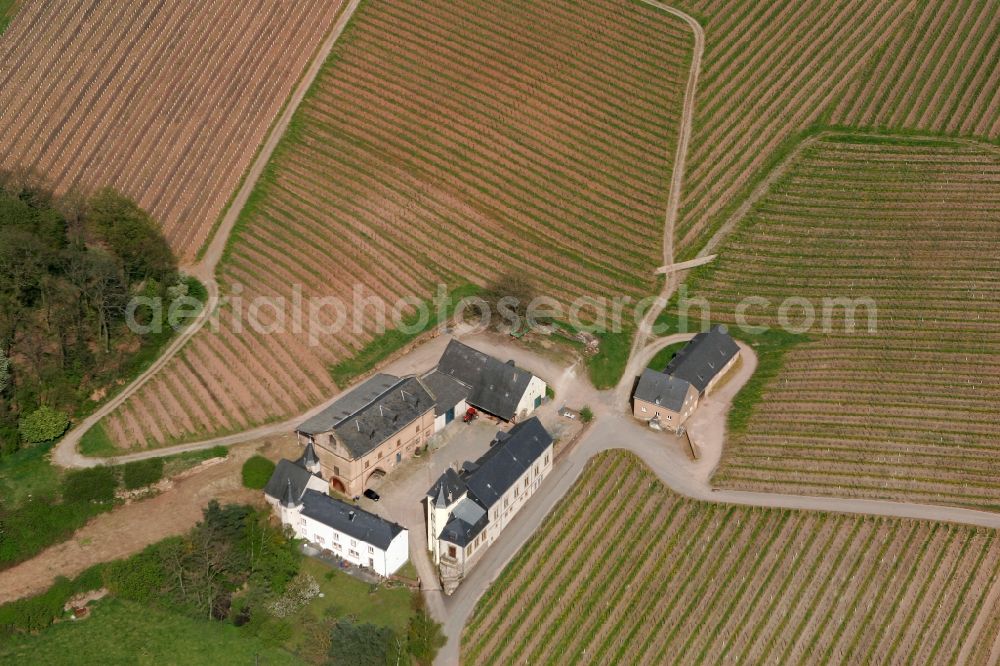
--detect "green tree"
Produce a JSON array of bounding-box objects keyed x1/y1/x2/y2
[
  {"x1": 328, "y1": 620, "x2": 402, "y2": 666},
  {"x1": 241, "y1": 455, "x2": 275, "y2": 490},
  {"x1": 0, "y1": 349, "x2": 9, "y2": 394},
  {"x1": 17, "y1": 405, "x2": 70, "y2": 443},
  {"x1": 579, "y1": 406, "x2": 594, "y2": 423},
  {"x1": 86, "y1": 188, "x2": 175, "y2": 285},
  {"x1": 407, "y1": 593, "x2": 446, "y2": 665}
]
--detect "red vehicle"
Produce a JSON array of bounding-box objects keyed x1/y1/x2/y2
[{"x1": 463, "y1": 407, "x2": 478, "y2": 423}]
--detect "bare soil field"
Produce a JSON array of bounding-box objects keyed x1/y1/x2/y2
[
  {"x1": 462, "y1": 450, "x2": 1000, "y2": 665},
  {"x1": 668, "y1": 0, "x2": 1000, "y2": 258},
  {"x1": 0, "y1": 436, "x2": 294, "y2": 604},
  {"x1": 687, "y1": 134, "x2": 1000, "y2": 507},
  {"x1": 0, "y1": 0, "x2": 345, "y2": 262},
  {"x1": 95, "y1": 0, "x2": 692, "y2": 450}
]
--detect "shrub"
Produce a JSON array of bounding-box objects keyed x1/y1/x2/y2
[
  {"x1": 0, "y1": 576, "x2": 73, "y2": 632},
  {"x1": 407, "y1": 593, "x2": 446, "y2": 665},
  {"x1": 242, "y1": 456, "x2": 275, "y2": 490},
  {"x1": 104, "y1": 547, "x2": 167, "y2": 604},
  {"x1": 62, "y1": 466, "x2": 118, "y2": 503},
  {"x1": 17, "y1": 406, "x2": 70, "y2": 444},
  {"x1": 121, "y1": 458, "x2": 164, "y2": 490},
  {"x1": 0, "y1": 497, "x2": 105, "y2": 568},
  {"x1": 579, "y1": 406, "x2": 594, "y2": 423},
  {"x1": 328, "y1": 619, "x2": 402, "y2": 666}
]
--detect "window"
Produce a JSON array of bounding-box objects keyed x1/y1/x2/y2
[
  {"x1": 368, "y1": 545, "x2": 374, "y2": 554},
  {"x1": 349, "y1": 549, "x2": 359, "y2": 558},
  {"x1": 448, "y1": 545, "x2": 457, "y2": 558},
  {"x1": 329, "y1": 434, "x2": 336, "y2": 445},
  {"x1": 397, "y1": 438, "x2": 401, "y2": 446},
  {"x1": 641, "y1": 406, "x2": 647, "y2": 413},
  {"x1": 466, "y1": 545, "x2": 472, "y2": 556},
  {"x1": 666, "y1": 414, "x2": 673, "y2": 421},
  {"x1": 365, "y1": 461, "x2": 370, "y2": 469},
  {"x1": 333, "y1": 543, "x2": 341, "y2": 551},
  {"x1": 544, "y1": 454, "x2": 550, "y2": 466},
  {"x1": 378, "y1": 451, "x2": 383, "y2": 459},
  {"x1": 534, "y1": 465, "x2": 539, "y2": 476},
  {"x1": 504, "y1": 497, "x2": 509, "y2": 508},
  {"x1": 333, "y1": 533, "x2": 339, "y2": 541},
  {"x1": 350, "y1": 539, "x2": 357, "y2": 547},
  {"x1": 299, "y1": 518, "x2": 306, "y2": 526},
  {"x1": 316, "y1": 535, "x2": 325, "y2": 545},
  {"x1": 333, "y1": 466, "x2": 340, "y2": 476},
  {"x1": 514, "y1": 486, "x2": 520, "y2": 498},
  {"x1": 524, "y1": 477, "x2": 529, "y2": 488}
]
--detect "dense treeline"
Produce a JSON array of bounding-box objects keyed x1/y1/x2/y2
[{"x1": 0, "y1": 170, "x2": 197, "y2": 455}]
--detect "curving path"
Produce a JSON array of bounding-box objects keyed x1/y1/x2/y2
[{"x1": 52, "y1": 0, "x2": 364, "y2": 469}]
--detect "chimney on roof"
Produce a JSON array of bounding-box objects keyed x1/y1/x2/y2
[
  {"x1": 506, "y1": 359, "x2": 515, "y2": 366},
  {"x1": 348, "y1": 510, "x2": 355, "y2": 521}
]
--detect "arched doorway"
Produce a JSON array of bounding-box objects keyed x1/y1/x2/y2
[
  {"x1": 366, "y1": 468, "x2": 387, "y2": 489},
  {"x1": 329, "y1": 478, "x2": 347, "y2": 495}
]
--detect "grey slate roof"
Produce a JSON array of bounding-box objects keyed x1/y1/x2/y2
[
  {"x1": 296, "y1": 442, "x2": 320, "y2": 469},
  {"x1": 264, "y1": 459, "x2": 317, "y2": 506},
  {"x1": 440, "y1": 502, "x2": 489, "y2": 547},
  {"x1": 297, "y1": 374, "x2": 402, "y2": 435},
  {"x1": 436, "y1": 339, "x2": 534, "y2": 421},
  {"x1": 464, "y1": 417, "x2": 552, "y2": 509},
  {"x1": 421, "y1": 370, "x2": 472, "y2": 416},
  {"x1": 429, "y1": 418, "x2": 553, "y2": 546},
  {"x1": 633, "y1": 369, "x2": 693, "y2": 412},
  {"x1": 299, "y1": 375, "x2": 435, "y2": 459},
  {"x1": 427, "y1": 467, "x2": 467, "y2": 508},
  {"x1": 664, "y1": 325, "x2": 740, "y2": 393},
  {"x1": 299, "y1": 489, "x2": 405, "y2": 550}
]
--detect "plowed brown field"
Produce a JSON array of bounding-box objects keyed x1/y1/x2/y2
[
  {"x1": 462, "y1": 450, "x2": 1000, "y2": 665},
  {"x1": 0, "y1": 0, "x2": 344, "y2": 262},
  {"x1": 695, "y1": 134, "x2": 1000, "y2": 507},
  {"x1": 95, "y1": 0, "x2": 693, "y2": 450},
  {"x1": 671, "y1": 0, "x2": 1000, "y2": 258}
]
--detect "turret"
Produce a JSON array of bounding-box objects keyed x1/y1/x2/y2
[{"x1": 301, "y1": 441, "x2": 321, "y2": 474}]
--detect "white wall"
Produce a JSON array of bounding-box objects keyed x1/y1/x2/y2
[
  {"x1": 433, "y1": 398, "x2": 468, "y2": 433},
  {"x1": 278, "y1": 504, "x2": 409, "y2": 577},
  {"x1": 515, "y1": 375, "x2": 547, "y2": 419}
]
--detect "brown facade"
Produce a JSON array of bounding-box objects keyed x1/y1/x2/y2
[
  {"x1": 298, "y1": 408, "x2": 435, "y2": 497},
  {"x1": 632, "y1": 382, "x2": 699, "y2": 432}
]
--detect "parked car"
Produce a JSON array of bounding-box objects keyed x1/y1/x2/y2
[{"x1": 363, "y1": 488, "x2": 380, "y2": 502}]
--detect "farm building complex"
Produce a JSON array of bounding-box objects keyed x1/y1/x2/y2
[
  {"x1": 425, "y1": 417, "x2": 554, "y2": 594},
  {"x1": 633, "y1": 325, "x2": 740, "y2": 431},
  {"x1": 295, "y1": 342, "x2": 547, "y2": 497}
]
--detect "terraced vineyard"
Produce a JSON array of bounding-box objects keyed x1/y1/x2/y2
[
  {"x1": 463, "y1": 451, "x2": 1000, "y2": 665},
  {"x1": 0, "y1": 0, "x2": 345, "y2": 261},
  {"x1": 669, "y1": 0, "x2": 1000, "y2": 258},
  {"x1": 693, "y1": 134, "x2": 1000, "y2": 507},
  {"x1": 94, "y1": 0, "x2": 693, "y2": 450}
]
